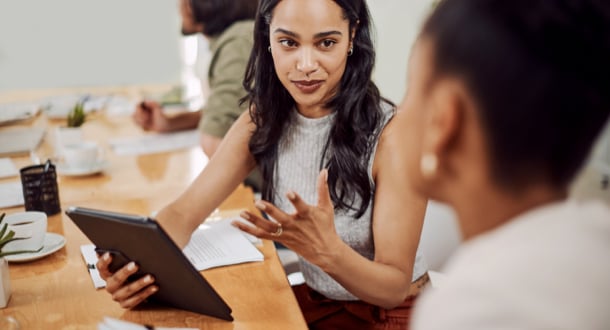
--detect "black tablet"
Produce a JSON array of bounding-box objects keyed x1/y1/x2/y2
[{"x1": 65, "y1": 206, "x2": 233, "y2": 321}]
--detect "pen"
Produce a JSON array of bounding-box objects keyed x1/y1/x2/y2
[{"x1": 140, "y1": 101, "x2": 152, "y2": 113}]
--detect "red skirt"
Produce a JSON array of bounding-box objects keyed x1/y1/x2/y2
[{"x1": 292, "y1": 283, "x2": 419, "y2": 330}]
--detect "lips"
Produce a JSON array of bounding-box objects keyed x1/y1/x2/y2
[{"x1": 292, "y1": 80, "x2": 324, "y2": 94}]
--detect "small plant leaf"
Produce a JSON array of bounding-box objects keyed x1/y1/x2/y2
[{"x1": 0, "y1": 246, "x2": 43, "y2": 258}]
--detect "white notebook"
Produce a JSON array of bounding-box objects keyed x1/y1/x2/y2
[{"x1": 0, "y1": 127, "x2": 45, "y2": 156}]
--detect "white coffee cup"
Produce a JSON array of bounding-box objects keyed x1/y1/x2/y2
[
  {"x1": 62, "y1": 141, "x2": 102, "y2": 169},
  {"x1": 3, "y1": 211, "x2": 47, "y2": 253}
]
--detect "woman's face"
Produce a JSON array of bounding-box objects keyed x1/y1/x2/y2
[{"x1": 269, "y1": 0, "x2": 352, "y2": 116}]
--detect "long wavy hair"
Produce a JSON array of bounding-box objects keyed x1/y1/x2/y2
[{"x1": 243, "y1": 0, "x2": 391, "y2": 217}]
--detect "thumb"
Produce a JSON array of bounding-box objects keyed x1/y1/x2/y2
[{"x1": 316, "y1": 169, "x2": 332, "y2": 210}]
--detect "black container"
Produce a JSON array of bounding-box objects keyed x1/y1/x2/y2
[{"x1": 20, "y1": 162, "x2": 61, "y2": 215}]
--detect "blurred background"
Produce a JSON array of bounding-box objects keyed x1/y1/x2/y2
[{"x1": 1, "y1": 0, "x2": 607, "y2": 271}]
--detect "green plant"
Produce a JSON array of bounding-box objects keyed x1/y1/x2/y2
[
  {"x1": 0, "y1": 213, "x2": 42, "y2": 258},
  {"x1": 67, "y1": 102, "x2": 86, "y2": 127}
]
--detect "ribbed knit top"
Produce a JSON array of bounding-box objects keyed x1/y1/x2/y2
[{"x1": 273, "y1": 103, "x2": 428, "y2": 301}]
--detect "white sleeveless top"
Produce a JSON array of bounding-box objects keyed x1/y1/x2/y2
[{"x1": 273, "y1": 103, "x2": 428, "y2": 301}]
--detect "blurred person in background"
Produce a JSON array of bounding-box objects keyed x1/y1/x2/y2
[{"x1": 133, "y1": 0, "x2": 261, "y2": 189}]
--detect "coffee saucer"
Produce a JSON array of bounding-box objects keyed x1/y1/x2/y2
[
  {"x1": 5, "y1": 233, "x2": 66, "y2": 263},
  {"x1": 56, "y1": 160, "x2": 108, "y2": 176}
]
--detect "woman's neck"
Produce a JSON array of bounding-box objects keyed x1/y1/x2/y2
[
  {"x1": 452, "y1": 183, "x2": 568, "y2": 241},
  {"x1": 296, "y1": 104, "x2": 332, "y2": 119}
]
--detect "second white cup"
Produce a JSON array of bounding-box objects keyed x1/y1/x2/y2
[{"x1": 62, "y1": 141, "x2": 102, "y2": 169}]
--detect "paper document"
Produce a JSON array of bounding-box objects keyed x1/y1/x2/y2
[
  {"x1": 0, "y1": 102, "x2": 39, "y2": 125},
  {"x1": 80, "y1": 245, "x2": 107, "y2": 289},
  {"x1": 183, "y1": 217, "x2": 264, "y2": 271},
  {"x1": 109, "y1": 130, "x2": 200, "y2": 156},
  {"x1": 0, "y1": 127, "x2": 45, "y2": 157},
  {"x1": 0, "y1": 158, "x2": 18, "y2": 178},
  {"x1": 98, "y1": 317, "x2": 198, "y2": 330},
  {"x1": 0, "y1": 182, "x2": 24, "y2": 208}
]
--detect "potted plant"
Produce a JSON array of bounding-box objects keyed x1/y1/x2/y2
[
  {"x1": 55, "y1": 101, "x2": 88, "y2": 155},
  {"x1": 0, "y1": 213, "x2": 42, "y2": 308},
  {"x1": 66, "y1": 101, "x2": 86, "y2": 128}
]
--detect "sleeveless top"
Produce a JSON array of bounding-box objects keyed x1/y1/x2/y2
[{"x1": 274, "y1": 103, "x2": 428, "y2": 301}]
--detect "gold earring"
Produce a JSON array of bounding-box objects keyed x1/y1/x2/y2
[{"x1": 420, "y1": 154, "x2": 438, "y2": 179}]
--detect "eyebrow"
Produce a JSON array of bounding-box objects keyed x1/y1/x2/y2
[{"x1": 273, "y1": 28, "x2": 343, "y2": 39}]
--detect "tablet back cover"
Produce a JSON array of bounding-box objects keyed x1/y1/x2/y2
[{"x1": 66, "y1": 206, "x2": 233, "y2": 321}]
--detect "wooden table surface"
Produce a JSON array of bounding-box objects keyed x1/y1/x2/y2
[{"x1": 0, "y1": 91, "x2": 306, "y2": 329}]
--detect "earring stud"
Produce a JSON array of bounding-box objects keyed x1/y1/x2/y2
[{"x1": 420, "y1": 154, "x2": 438, "y2": 179}]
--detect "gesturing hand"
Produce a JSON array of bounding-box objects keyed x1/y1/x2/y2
[{"x1": 232, "y1": 169, "x2": 343, "y2": 267}]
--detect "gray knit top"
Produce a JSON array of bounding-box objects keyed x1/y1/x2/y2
[{"x1": 273, "y1": 103, "x2": 428, "y2": 301}]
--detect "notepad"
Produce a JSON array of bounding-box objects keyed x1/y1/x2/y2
[
  {"x1": 0, "y1": 182, "x2": 24, "y2": 208},
  {"x1": 0, "y1": 127, "x2": 45, "y2": 157},
  {"x1": 0, "y1": 158, "x2": 18, "y2": 178},
  {"x1": 184, "y1": 217, "x2": 264, "y2": 271}
]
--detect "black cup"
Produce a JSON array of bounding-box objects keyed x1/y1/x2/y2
[{"x1": 20, "y1": 161, "x2": 61, "y2": 216}]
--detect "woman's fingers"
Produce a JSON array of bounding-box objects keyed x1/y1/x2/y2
[
  {"x1": 116, "y1": 283, "x2": 158, "y2": 309},
  {"x1": 316, "y1": 169, "x2": 332, "y2": 210},
  {"x1": 96, "y1": 252, "x2": 113, "y2": 280},
  {"x1": 111, "y1": 274, "x2": 157, "y2": 307},
  {"x1": 237, "y1": 210, "x2": 280, "y2": 238},
  {"x1": 286, "y1": 190, "x2": 311, "y2": 216}
]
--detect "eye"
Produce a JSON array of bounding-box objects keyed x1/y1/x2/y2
[
  {"x1": 279, "y1": 39, "x2": 298, "y2": 48},
  {"x1": 319, "y1": 39, "x2": 337, "y2": 49}
]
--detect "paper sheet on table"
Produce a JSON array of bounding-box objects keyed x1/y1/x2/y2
[
  {"x1": 80, "y1": 245, "x2": 107, "y2": 289},
  {"x1": 109, "y1": 130, "x2": 199, "y2": 156},
  {"x1": 98, "y1": 317, "x2": 198, "y2": 330},
  {"x1": 0, "y1": 158, "x2": 18, "y2": 178},
  {"x1": 0, "y1": 182, "x2": 24, "y2": 208},
  {"x1": 184, "y1": 217, "x2": 264, "y2": 271}
]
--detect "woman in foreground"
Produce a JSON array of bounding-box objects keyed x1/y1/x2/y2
[
  {"x1": 99, "y1": 0, "x2": 428, "y2": 328},
  {"x1": 398, "y1": 0, "x2": 610, "y2": 328}
]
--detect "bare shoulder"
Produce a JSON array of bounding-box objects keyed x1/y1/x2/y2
[{"x1": 373, "y1": 108, "x2": 409, "y2": 175}]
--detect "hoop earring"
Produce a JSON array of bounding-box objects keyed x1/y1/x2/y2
[
  {"x1": 347, "y1": 46, "x2": 354, "y2": 56},
  {"x1": 268, "y1": 46, "x2": 271, "y2": 53},
  {"x1": 420, "y1": 154, "x2": 438, "y2": 179}
]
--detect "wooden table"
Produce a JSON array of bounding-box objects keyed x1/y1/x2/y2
[{"x1": 0, "y1": 91, "x2": 306, "y2": 329}]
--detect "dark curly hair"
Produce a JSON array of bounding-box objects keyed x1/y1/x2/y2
[
  {"x1": 423, "y1": 0, "x2": 610, "y2": 191},
  {"x1": 243, "y1": 0, "x2": 392, "y2": 217},
  {"x1": 190, "y1": 0, "x2": 258, "y2": 37}
]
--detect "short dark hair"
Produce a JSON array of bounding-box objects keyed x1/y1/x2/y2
[
  {"x1": 190, "y1": 0, "x2": 258, "y2": 37},
  {"x1": 423, "y1": 0, "x2": 610, "y2": 190},
  {"x1": 244, "y1": 0, "x2": 390, "y2": 217}
]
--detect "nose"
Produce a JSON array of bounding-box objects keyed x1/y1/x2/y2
[{"x1": 296, "y1": 47, "x2": 319, "y2": 76}]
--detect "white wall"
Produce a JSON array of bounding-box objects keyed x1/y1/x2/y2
[
  {"x1": 0, "y1": 0, "x2": 182, "y2": 91},
  {"x1": 368, "y1": 0, "x2": 435, "y2": 103}
]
